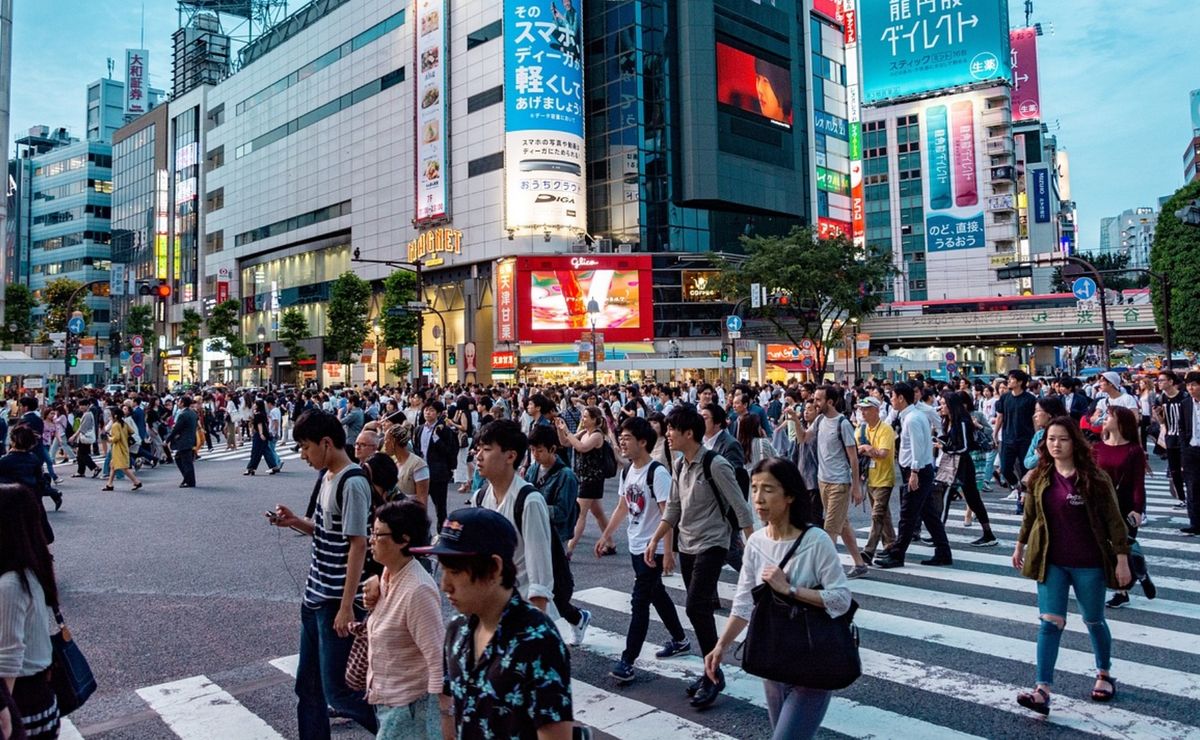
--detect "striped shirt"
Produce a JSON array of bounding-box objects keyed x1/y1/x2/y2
[
  {"x1": 304, "y1": 465, "x2": 371, "y2": 607},
  {"x1": 366, "y1": 559, "x2": 444, "y2": 707}
]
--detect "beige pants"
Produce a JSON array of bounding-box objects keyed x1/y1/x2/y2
[
  {"x1": 864, "y1": 485, "x2": 896, "y2": 556},
  {"x1": 819, "y1": 481, "x2": 851, "y2": 540}
]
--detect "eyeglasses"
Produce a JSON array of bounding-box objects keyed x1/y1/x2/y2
[{"x1": 368, "y1": 530, "x2": 393, "y2": 540}]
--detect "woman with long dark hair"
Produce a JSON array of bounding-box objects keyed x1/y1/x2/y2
[
  {"x1": 556, "y1": 405, "x2": 613, "y2": 557},
  {"x1": 103, "y1": 406, "x2": 143, "y2": 492},
  {"x1": 938, "y1": 391, "x2": 995, "y2": 546},
  {"x1": 1094, "y1": 406, "x2": 1155, "y2": 608},
  {"x1": 704, "y1": 457, "x2": 849, "y2": 739},
  {"x1": 736, "y1": 412, "x2": 776, "y2": 471},
  {"x1": 1012, "y1": 417, "x2": 1131, "y2": 715},
  {"x1": 243, "y1": 399, "x2": 274, "y2": 476},
  {"x1": 0, "y1": 483, "x2": 61, "y2": 738}
]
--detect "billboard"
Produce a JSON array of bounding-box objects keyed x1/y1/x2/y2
[
  {"x1": 496, "y1": 259, "x2": 517, "y2": 343},
  {"x1": 1191, "y1": 88, "x2": 1200, "y2": 133},
  {"x1": 1010, "y1": 27, "x2": 1041, "y2": 122},
  {"x1": 125, "y1": 49, "x2": 148, "y2": 116},
  {"x1": 414, "y1": 0, "x2": 449, "y2": 223},
  {"x1": 516, "y1": 255, "x2": 653, "y2": 343},
  {"x1": 921, "y1": 93, "x2": 986, "y2": 252},
  {"x1": 504, "y1": 0, "x2": 586, "y2": 233},
  {"x1": 860, "y1": 0, "x2": 1011, "y2": 104},
  {"x1": 1032, "y1": 166, "x2": 1051, "y2": 223},
  {"x1": 716, "y1": 42, "x2": 793, "y2": 128}
]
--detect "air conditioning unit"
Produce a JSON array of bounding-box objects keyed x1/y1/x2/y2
[
  {"x1": 569, "y1": 242, "x2": 590, "y2": 253},
  {"x1": 595, "y1": 238, "x2": 613, "y2": 253},
  {"x1": 616, "y1": 243, "x2": 633, "y2": 254}
]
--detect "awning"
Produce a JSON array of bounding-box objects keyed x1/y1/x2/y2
[{"x1": 520, "y1": 343, "x2": 655, "y2": 365}]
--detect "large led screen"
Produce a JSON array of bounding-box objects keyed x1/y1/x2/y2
[
  {"x1": 716, "y1": 42, "x2": 793, "y2": 128},
  {"x1": 516, "y1": 255, "x2": 653, "y2": 343}
]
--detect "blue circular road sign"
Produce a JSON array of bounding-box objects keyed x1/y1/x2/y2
[
  {"x1": 1072, "y1": 277, "x2": 1097, "y2": 301},
  {"x1": 726, "y1": 315, "x2": 744, "y2": 332},
  {"x1": 67, "y1": 316, "x2": 86, "y2": 334},
  {"x1": 120, "y1": 351, "x2": 131, "y2": 362}
]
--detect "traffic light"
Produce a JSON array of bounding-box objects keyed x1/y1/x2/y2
[
  {"x1": 720, "y1": 345, "x2": 729, "y2": 363},
  {"x1": 447, "y1": 349, "x2": 457, "y2": 366},
  {"x1": 65, "y1": 335, "x2": 79, "y2": 368},
  {"x1": 262, "y1": 343, "x2": 272, "y2": 360},
  {"x1": 153, "y1": 281, "x2": 171, "y2": 299}
]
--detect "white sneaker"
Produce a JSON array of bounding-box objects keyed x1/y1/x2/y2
[
  {"x1": 571, "y1": 609, "x2": 591, "y2": 646},
  {"x1": 1003, "y1": 489, "x2": 1020, "y2": 501}
]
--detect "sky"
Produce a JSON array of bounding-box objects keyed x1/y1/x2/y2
[{"x1": 6, "y1": 0, "x2": 1200, "y2": 250}]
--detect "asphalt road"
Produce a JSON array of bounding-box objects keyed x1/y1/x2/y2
[{"x1": 43, "y1": 440, "x2": 1200, "y2": 740}]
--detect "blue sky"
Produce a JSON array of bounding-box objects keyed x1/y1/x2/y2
[{"x1": 8, "y1": 0, "x2": 1200, "y2": 250}]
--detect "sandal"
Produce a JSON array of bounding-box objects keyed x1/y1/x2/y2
[
  {"x1": 1091, "y1": 675, "x2": 1116, "y2": 703},
  {"x1": 101, "y1": 485, "x2": 114, "y2": 492},
  {"x1": 1016, "y1": 687, "x2": 1051, "y2": 716}
]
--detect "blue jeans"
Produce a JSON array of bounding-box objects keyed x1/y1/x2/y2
[
  {"x1": 296, "y1": 602, "x2": 377, "y2": 740},
  {"x1": 375, "y1": 695, "x2": 440, "y2": 740},
  {"x1": 624, "y1": 552, "x2": 687, "y2": 664},
  {"x1": 764, "y1": 680, "x2": 831, "y2": 740},
  {"x1": 267, "y1": 438, "x2": 282, "y2": 469},
  {"x1": 38, "y1": 445, "x2": 57, "y2": 480},
  {"x1": 1035, "y1": 564, "x2": 1112, "y2": 686},
  {"x1": 248, "y1": 436, "x2": 270, "y2": 471}
]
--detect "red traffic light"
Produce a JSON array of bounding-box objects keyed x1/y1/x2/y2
[{"x1": 154, "y1": 282, "x2": 172, "y2": 299}]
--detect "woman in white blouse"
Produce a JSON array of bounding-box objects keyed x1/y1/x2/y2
[{"x1": 704, "y1": 457, "x2": 851, "y2": 740}]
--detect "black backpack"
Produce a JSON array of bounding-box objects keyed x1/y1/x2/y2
[
  {"x1": 620, "y1": 460, "x2": 666, "y2": 501},
  {"x1": 599, "y1": 438, "x2": 619, "y2": 479},
  {"x1": 305, "y1": 467, "x2": 370, "y2": 520},
  {"x1": 475, "y1": 482, "x2": 574, "y2": 607},
  {"x1": 678, "y1": 449, "x2": 744, "y2": 533}
]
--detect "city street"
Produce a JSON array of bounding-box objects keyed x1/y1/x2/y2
[{"x1": 44, "y1": 441, "x2": 1200, "y2": 740}]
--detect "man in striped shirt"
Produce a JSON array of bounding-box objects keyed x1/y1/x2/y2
[{"x1": 270, "y1": 410, "x2": 377, "y2": 739}]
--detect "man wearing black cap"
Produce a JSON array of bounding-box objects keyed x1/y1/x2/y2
[{"x1": 414, "y1": 508, "x2": 575, "y2": 740}]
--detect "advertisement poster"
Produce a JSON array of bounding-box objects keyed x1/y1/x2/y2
[
  {"x1": 496, "y1": 259, "x2": 517, "y2": 342},
  {"x1": 414, "y1": 0, "x2": 449, "y2": 223},
  {"x1": 1032, "y1": 166, "x2": 1051, "y2": 223},
  {"x1": 1009, "y1": 27, "x2": 1041, "y2": 122},
  {"x1": 504, "y1": 0, "x2": 587, "y2": 233},
  {"x1": 125, "y1": 49, "x2": 148, "y2": 116},
  {"x1": 715, "y1": 41, "x2": 793, "y2": 128},
  {"x1": 921, "y1": 93, "x2": 986, "y2": 252},
  {"x1": 516, "y1": 255, "x2": 653, "y2": 343},
  {"x1": 860, "y1": 0, "x2": 1011, "y2": 104}
]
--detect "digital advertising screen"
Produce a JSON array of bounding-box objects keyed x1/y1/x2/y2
[
  {"x1": 516, "y1": 255, "x2": 653, "y2": 343},
  {"x1": 716, "y1": 41, "x2": 793, "y2": 128},
  {"x1": 921, "y1": 92, "x2": 987, "y2": 252}
]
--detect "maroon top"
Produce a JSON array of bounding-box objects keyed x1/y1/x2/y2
[
  {"x1": 1093, "y1": 441, "x2": 1146, "y2": 516},
  {"x1": 1044, "y1": 470, "x2": 1104, "y2": 569}
]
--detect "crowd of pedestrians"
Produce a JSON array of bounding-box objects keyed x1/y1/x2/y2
[{"x1": 1, "y1": 365, "x2": 1193, "y2": 738}]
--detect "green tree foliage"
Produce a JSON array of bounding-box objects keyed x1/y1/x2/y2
[
  {"x1": 124, "y1": 304, "x2": 155, "y2": 343},
  {"x1": 39, "y1": 278, "x2": 92, "y2": 340},
  {"x1": 1049, "y1": 251, "x2": 1150, "y2": 292},
  {"x1": 206, "y1": 299, "x2": 249, "y2": 359},
  {"x1": 1150, "y1": 181, "x2": 1200, "y2": 350},
  {"x1": 388, "y1": 357, "x2": 411, "y2": 379},
  {"x1": 713, "y1": 228, "x2": 895, "y2": 375},
  {"x1": 279, "y1": 308, "x2": 311, "y2": 361},
  {"x1": 180, "y1": 309, "x2": 203, "y2": 381},
  {"x1": 325, "y1": 272, "x2": 372, "y2": 372},
  {"x1": 2, "y1": 285, "x2": 39, "y2": 347},
  {"x1": 380, "y1": 270, "x2": 421, "y2": 350}
]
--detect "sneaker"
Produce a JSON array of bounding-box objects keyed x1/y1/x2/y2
[
  {"x1": 610, "y1": 659, "x2": 636, "y2": 684},
  {"x1": 655, "y1": 638, "x2": 691, "y2": 659},
  {"x1": 570, "y1": 609, "x2": 591, "y2": 646},
  {"x1": 1106, "y1": 592, "x2": 1129, "y2": 609},
  {"x1": 861, "y1": 551, "x2": 875, "y2": 566},
  {"x1": 1175, "y1": 500, "x2": 1187, "y2": 509},
  {"x1": 1141, "y1": 576, "x2": 1157, "y2": 600},
  {"x1": 918, "y1": 537, "x2": 935, "y2": 546},
  {"x1": 969, "y1": 534, "x2": 999, "y2": 548},
  {"x1": 846, "y1": 564, "x2": 869, "y2": 579},
  {"x1": 1003, "y1": 490, "x2": 1021, "y2": 501}
]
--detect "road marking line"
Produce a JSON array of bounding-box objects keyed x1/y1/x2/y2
[
  {"x1": 58, "y1": 719, "x2": 85, "y2": 740},
  {"x1": 136, "y1": 674, "x2": 286, "y2": 739},
  {"x1": 269, "y1": 654, "x2": 299, "y2": 677},
  {"x1": 941, "y1": 519, "x2": 1200, "y2": 554},
  {"x1": 572, "y1": 679, "x2": 738, "y2": 740}
]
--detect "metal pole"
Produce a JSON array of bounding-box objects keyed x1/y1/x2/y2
[
  {"x1": 1163, "y1": 274, "x2": 1173, "y2": 369},
  {"x1": 415, "y1": 262, "x2": 424, "y2": 391},
  {"x1": 591, "y1": 319, "x2": 598, "y2": 387}
]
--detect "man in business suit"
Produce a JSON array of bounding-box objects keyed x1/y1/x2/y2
[
  {"x1": 699, "y1": 403, "x2": 745, "y2": 469},
  {"x1": 165, "y1": 396, "x2": 199, "y2": 488},
  {"x1": 1058, "y1": 377, "x2": 1091, "y2": 422},
  {"x1": 416, "y1": 399, "x2": 459, "y2": 527},
  {"x1": 1177, "y1": 372, "x2": 1200, "y2": 535}
]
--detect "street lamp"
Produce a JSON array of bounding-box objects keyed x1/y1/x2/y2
[
  {"x1": 849, "y1": 317, "x2": 861, "y2": 381},
  {"x1": 256, "y1": 325, "x2": 266, "y2": 388},
  {"x1": 587, "y1": 298, "x2": 600, "y2": 387},
  {"x1": 372, "y1": 320, "x2": 383, "y2": 387}
]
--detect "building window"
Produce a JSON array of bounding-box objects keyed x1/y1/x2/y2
[
  {"x1": 206, "y1": 145, "x2": 225, "y2": 171},
  {"x1": 205, "y1": 231, "x2": 224, "y2": 254},
  {"x1": 205, "y1": 187, "x2": 225, "y2": 212},
  {"x1": 466, "y1": 20, "x2": 502, "y2": 50},
  {"x1": 467, "y1": 86, "x2": 503, "y2": 113},
  {"x1": 467, "y1": 152, "x2": 503, "y2": 177},
  {"x1": 234, "y1": 201, "x2": 351, "y2": 247},
  {"x1": 206, "y1": 103, "x2": 225, "y2": 130}
]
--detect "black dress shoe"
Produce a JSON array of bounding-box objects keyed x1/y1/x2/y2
[
  {"x1": 921, "y1": 556, "x2": 954, "y2": 566},
  {"x1": 179, "y1": 482, "x2": 193, "y2": 488},
  {"x1": 690, "y1": 671, "x2": 725, "y2": 708},
  {"x1": 685, "y1": 675, "x2": 705, "y2": 697},
  {"x1": 1181, "y1": 527, "x2": 1200, "y2": 536},
  {"x1": 50, "y1": 492, "x2": 63, "y2": 511},
  {"x1": 873, "y1": 555, "x2": 904, "y2": 569}
]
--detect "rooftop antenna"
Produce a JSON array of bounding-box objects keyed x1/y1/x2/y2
[{"x1": 141, "y1": 2, "x2": 145, "y2": 48}]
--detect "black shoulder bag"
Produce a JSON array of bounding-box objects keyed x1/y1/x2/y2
[{"x1": 738, "y1": 528, "x2": 862, "y2": 690}]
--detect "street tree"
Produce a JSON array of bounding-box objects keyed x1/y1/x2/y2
[
  {"x1": 279, "y1": 308, "x2": 311, "y2": 361},
  {"x1": 39, "y1": 278, "x2": 92, "y2": 341},
  {"x1": 124, "y1": 304, "x2": 155, "y2": 343},
  {"x1": 713, "y1": 228, "x2": 895, "y2": 376},
  {"x1": 380, "y1": 269, "x2": 420, "y2": 379},
  {"x1": 206, "y1": 299, "x2": 249, "y2": 359},
  {"x1": 325, "y1": 271, "x2": 372, "y2": 375},
  {"x1": 180, "y1": 308, "x2": 203, "y2": 382},
  {"x1": 1150, "y1": 180, "x2": 1200, "y2": 350},
  {"x1": 1049, "y1": 251, "x2": 1150, "y2": 292},
  {"x1": 2, "y1": 285, "x2": 39, "y2": 348}
]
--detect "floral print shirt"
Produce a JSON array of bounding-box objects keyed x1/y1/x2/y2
[{"x1": 443, "y1": 593, "x2": 573, "y2": 739}]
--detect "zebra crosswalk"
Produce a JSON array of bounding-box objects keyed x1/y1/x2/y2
[{"x1": 60, "y1": 477, "x2": 1200, "y2": 739}]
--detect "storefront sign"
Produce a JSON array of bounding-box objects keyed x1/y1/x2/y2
[
  {"x1": 407, "y1": 226, "x2": 462, "y2": 264},
  {"x1": 496, "y1": 259, "x2": 517, "y2": 342},
  {"x1": 682, "y1": 271, "x2": 721, "y2": 302},
  {"x1": 125, "y1": 49, "x2": 148, "y2": 116},
  {"x1": 414, "y1": 0, "x2": 449, "y2": 223},
  {"x1": 516, "y1": 254, "x2": 653, "y2": 343},
  {"x1": 491, "y1": 350, "x2": 517, "y2": 370}
]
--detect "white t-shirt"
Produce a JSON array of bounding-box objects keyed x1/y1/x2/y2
[{"x1": 618, "y1": 459, "x2": 673, "y2": 556}]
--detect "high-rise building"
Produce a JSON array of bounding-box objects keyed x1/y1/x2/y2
[
  {"x1": 1186, "y1": 89, "x2": 1200, "y2": 183},
  {"x1": 7, "y1": 126, "x2": 73, "y2": 287},
  {"x1": 1110, "y1": 207, "x2": 1157, "y2": 271},
  {"x1": 1099, "y1": 215, "x2": 1117, "y2": 254},
  {"x1": 87, "y1": 76, "x2": 165, "y2": 143}
]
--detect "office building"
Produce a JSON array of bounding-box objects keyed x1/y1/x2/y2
[
  {"x1": 7, "y1": 126, "x2": 73, "y2": 287},
  {"x1": 88, "y1": 76, "x2": 165, "y2": 143},
  {"x1": 1101, "y1": 207, "x2": 1157, "y2": 271}
]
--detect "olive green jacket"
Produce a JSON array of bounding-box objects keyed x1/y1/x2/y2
[{"x1": 1017, "y1": 468, "x2": 1131, "y2": 589}]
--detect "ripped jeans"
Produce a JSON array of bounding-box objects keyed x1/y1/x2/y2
[{"x1": 1035, "y1": 563, "x2": 1112, "y2": 686}]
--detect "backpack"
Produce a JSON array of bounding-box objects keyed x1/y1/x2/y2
[
  {"x1": 971, "y1": 412, "x2": 993, "y2": 452},
  {"x1": 305, "y1": 467, "x2": 370, "y2": 520},
  {"x1": 599, "y1": 438, "x2": 619, "y2": 479},
  {"x1": 620, "y1": 460, "x2": 666, "y2": 502},
  {"x1": 678, "y1": 449, "x2": 744, "y2": 533},
  {"x1": 475, "y1": 483, "x2": 574, "y2": 607}
]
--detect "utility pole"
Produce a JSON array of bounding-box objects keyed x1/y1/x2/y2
[{"x1": 351, "y1": 248, "x2": 424, "y2": 388}]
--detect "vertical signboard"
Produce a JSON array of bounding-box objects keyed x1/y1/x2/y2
[
  {"x1": 504, "y1": 0, "x2": 587, "y2": 234},
  {"x1": 1032, "y1": 166, "x2": 1051, "y2": 223},
  {"x1": 922, "y1": 92, "x2": 986, "y2": 252},
  {"x1": 1190, "y1": 88, "x2": 1200, "y2": 132},
  {"x1": 496, "y1": 258, "x2": 517, "y2": 343},
  {"x1": 125, "y1": 49, "x2": 148, "y2": 116},
  {"x1": 1009, "y1": 27, "x2": 1041, "y2": 121},
  {"x1": 110, "y1": 263, "x2": 126, "y2": 296},
  {"x1": 414, "y1": 0, "x2": 449, "y2": 223},
  {"x1": 844, "y1": 1, "x2": 865, "y2": 247},
  {"x1": 859, "y1": 0, "x2": 1011, "y2": 104}
]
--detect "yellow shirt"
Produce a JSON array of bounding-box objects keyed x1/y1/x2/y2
[{"x1": 864, "y1": 421, "x2": 896, "y2": 488}]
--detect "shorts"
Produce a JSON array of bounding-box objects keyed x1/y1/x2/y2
[
  {"x1": 818, "y1": 481, "x2": 851, "y2": 537},
  {"x1": 578, "y1": 477, "x2": 605, "y2": 499}
]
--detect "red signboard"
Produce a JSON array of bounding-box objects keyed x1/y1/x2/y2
[
  {"x1": 812, "y1": 0, "x2": 843, "y2": 23},
  {"x1": 516, "y1": 255, "x2": 654, "y2": 343},
  {"x1": 1010, "y1": 27, "x2": 1041, "y2": 122},
  {"x1": 842, "y1": 7, "x2": 857, "y2": 44},
  {"x1": 817, "y1": 217, "x2": 852, "y2": 240},
  {"x1": 496, "y1": 259, "x2": 517, "y2": 343},
  {"x1": 491, "y1": 351, "x2": 517, "y2": 370},
  {"x1": 851, "y1": 179, "x2": 865, "y2": 242},
  {"x1": 216, "y1": 281, "x2": 229, "y2": 304}
]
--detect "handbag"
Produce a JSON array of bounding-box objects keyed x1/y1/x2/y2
[
  {"x1": 344, "y1": 620, "x2": 369, "y2": 692},
  {"x1": 50, "y1": 609, "x2": 97, "y2": 715},
  {"x1": 738, "y1": 529, "x2": 862, "y2": 690},
  {"x1": 933, "y1": 451, "x2": 961, "y2": 488}
]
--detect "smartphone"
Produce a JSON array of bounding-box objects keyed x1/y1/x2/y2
[{"x1": 265, "y1": 510, "x2": 279, "y2": 523}]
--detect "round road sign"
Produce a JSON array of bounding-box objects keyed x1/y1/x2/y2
[
  {"x1": 120, "y1": 351, "x2": 131, "y2": 362},
  {"x1": 67, "y1": 316, "x2": 86, "y2": 334},
  {"x1": 130, "y1": 365, "x2": 145, "y2": 379},
  {"x1": 800, "y1": 338, "x2": 814, "y2": 350},
  {"x1": 800, "y1": 356, "x2": 814, "y2": 370},
  {"x1": 131, "y1": 352, "x2": 144, "y2": 365},
  {"x1": 131, "y1": 335, "x2": 144, "y2": 348}
]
